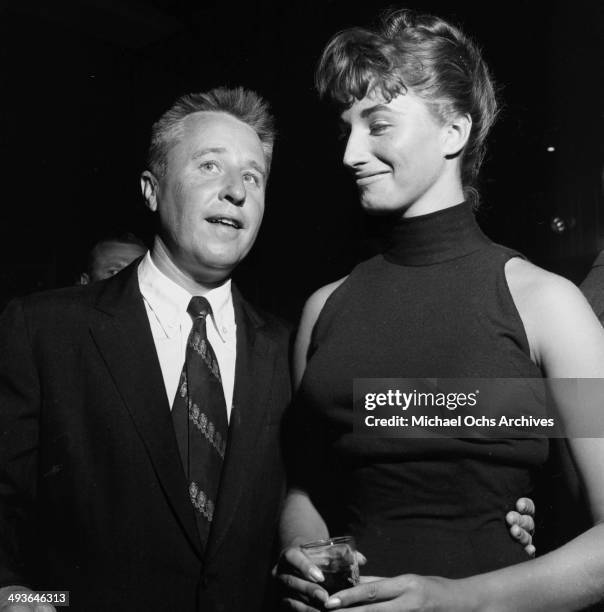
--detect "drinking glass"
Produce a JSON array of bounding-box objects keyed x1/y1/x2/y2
[{"x1": 300, "y1": 536, "x2": 360, "y2": 594}]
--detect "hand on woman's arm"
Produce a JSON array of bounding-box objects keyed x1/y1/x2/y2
[{"x1": 506, "y1": 497, "x2": 535, "y2": 556}]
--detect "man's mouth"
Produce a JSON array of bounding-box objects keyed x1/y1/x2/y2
[{"x1": 206, "y1": 216, "x2": 242, "y2": 229}]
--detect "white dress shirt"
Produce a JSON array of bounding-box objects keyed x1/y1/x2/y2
[{"x1": 137, "y1": 252, "x2": 237, "y2": 421}]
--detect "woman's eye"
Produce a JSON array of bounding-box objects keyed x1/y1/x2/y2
[
  {"x1": 243, "y1": 173, "x2": 260, "y2": 186},
  {"x1": 369, "y1": 123, "x2": 390, "y2": 135},
  {"x1": 200, "y1": 161, "x2": 219, "y2": 172}
]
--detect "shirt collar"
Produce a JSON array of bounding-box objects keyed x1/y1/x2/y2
[{"x1": 137, "y1": 251, "x2": 234, "y2": 341}]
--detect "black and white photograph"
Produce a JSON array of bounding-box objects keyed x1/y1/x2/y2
[{"x1": 0, "y1": 1, "x2": 603, "y2": 610}]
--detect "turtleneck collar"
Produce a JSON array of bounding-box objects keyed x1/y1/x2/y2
[{"x1": 383, "y1": 202, "x2": 491, "y2": 266}]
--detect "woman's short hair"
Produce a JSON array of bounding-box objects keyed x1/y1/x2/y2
[
  {"x1": 316, "y1": 9, "x2": 498, "y2": 205},
  {"x1": 148, "y1": 86, "x2": 276, "y2": 179}
]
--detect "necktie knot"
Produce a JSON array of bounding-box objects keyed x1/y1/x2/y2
[{"x1": 188, "y1": 296, "x2": 212, "y2": 321}]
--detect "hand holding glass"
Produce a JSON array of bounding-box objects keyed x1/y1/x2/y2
[{"x1": 301, "y1": 536, "x2": 360, "y2": 595}]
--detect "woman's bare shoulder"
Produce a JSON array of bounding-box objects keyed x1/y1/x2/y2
[
  {"x1": 302, "y1": 276, "x2": 349, "y2": 323},
  {"x1": 293, "y1": 276, "x2": 348, "y2": 386},
  {"x1": 505, "y1": 257, "x2": 576, "y2": 297},
  {"x1": 505, "y1": 257, "x2": 604, "y2": 373}
]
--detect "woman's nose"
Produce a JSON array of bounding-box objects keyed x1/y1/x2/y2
[{"x1": 343, "y1": 129, "x2": 369, "y2": 170}]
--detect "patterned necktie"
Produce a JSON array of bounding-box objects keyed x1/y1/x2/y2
[{"x1": 171, "y1": 296, "x2": 228, "y2": 549}]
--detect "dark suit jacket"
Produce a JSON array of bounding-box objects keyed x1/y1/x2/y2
[{"x1": 0, "y1": 262, "x2": 291, "y2": 611}]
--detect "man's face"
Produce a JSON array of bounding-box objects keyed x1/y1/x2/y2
[
  {"x1": 146, "y1": 111, "x2": 267, "y2": 284},
  {"x1": 88, "y1": 240, "x2": 146, "y2": 282}
]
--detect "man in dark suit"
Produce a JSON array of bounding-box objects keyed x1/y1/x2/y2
[{"x1": 0, "y1": 87, "x2": 290, "y2": 611}]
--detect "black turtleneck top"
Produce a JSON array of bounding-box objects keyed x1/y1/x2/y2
[{"x1": 292, "y1": 202, "x2": 548, "y2": 579}]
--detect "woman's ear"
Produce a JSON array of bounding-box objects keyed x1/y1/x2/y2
[
  {"x1": 140, "y1": 171, "x2": 160, "y2": 212},
  {"x1": 443, "y1": 113, "x2": 472, "y2": 158}
]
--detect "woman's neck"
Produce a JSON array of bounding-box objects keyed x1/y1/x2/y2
[{"x1": 400, "y1": 167, "x2": 465, "y2": 219}]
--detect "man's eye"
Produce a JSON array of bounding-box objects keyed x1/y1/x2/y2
[
  {"x1": 243, "y1": 173, "x2": 260, "y2": 186},
  {"x1": 369, "y1": 123, "x2": 390, "y2": 135},
  {"x1": 200, "y1": 161, "x2": 219, "y2": 172}
]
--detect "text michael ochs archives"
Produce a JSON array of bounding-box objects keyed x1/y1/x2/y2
[{"x1": 353, "y1": 379, "x2": 604, "y2": 439}]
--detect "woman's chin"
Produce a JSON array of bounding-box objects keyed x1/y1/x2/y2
[{"x1": 360, "y1": 196, "x2": 409, "y2": 217}]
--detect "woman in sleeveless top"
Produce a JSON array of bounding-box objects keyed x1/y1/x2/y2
[{"x1": 276, "y1": 9, "x2": 604, "y2": 612}]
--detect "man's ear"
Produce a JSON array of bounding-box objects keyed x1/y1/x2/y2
[
  {"x1": 443, "y1": 113, "x2": 472, "y2": 158},
  {"x1": 141, "y1": 171, "x2": 160, "y2": 212}
]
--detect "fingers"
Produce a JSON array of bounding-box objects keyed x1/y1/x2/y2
[
  {"x1": 281, "y1": 597, "x2": 323, "y2": 611},
  {"x1": 508, "y1": 512, "x2": 537, "y2": 556},
  {"x1": 506, "y1": 510, "x2": 534, "y2": 534},
  {"x1": 355, "y1": 551, "x2": 368, "y2": 566},
  {"x1": 359, "y1": 576, "x2": 382, "y2": 584},
  {"x1": 277, "y1": 573, "x2": 328, "y2": 604},
  {"x1": 275, "y1": 546, "x2": 328, "y2": 608},
  {"x1": 324, "y1": 578, "x2": 401, "y2": 609},
  {"x1": 516, "y1": 497, "x2": 535, "y2": 515},
  {"x1": 509, "y1": 523, "x2": 532, "y2": 546},
  {"x1": 518, "y1": 514, "x2": 535, "y2": 533},
  {"x1": 280, "y1": 547, "x2": 325, "y2": 583},
  {"x1": 505, "y1": 510, "x2": 520, "y2": 526}
]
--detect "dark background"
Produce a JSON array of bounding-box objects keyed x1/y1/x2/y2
[{"x1": 1, "y1": 0, "x2": 603, "y2": 322}]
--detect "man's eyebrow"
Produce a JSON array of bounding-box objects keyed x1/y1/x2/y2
[
  {"x1": 248, "y1": 160, "x2": 267, "y2": 178},
  {"x1": 191, "y1": 147, "x2": 227, "y2": 160},
  {"x1": 360, "y1": 104, "x2": 394, "y2": 119},
  {"x1": 191, "y1": 147, "x2": 266, "y2": 177}
]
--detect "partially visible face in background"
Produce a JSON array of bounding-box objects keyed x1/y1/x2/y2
[{"x1": 86, "y1": 240, "x2": 147, "y2": 282}]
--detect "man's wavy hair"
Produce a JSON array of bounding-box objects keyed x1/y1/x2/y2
[
  {"x1": 148, "y1": 87, "x2": 276, "y2": 179},
  {"x1": 316, "y1": 9, "x2": 498, "y2": 206}
]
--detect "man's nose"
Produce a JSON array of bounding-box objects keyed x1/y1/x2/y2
[
  {"x1": 343, "y1": 129, "x2": 369, "y2": 170},
  {"x1": 219, "y1": 171, "x2": 246, "y2": 206}
]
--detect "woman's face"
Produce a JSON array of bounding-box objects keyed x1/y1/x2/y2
[{"x1": 340, "y1": 90, "x2": 459, "y2": 217}]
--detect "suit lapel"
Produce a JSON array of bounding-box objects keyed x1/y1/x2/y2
[
  {"x1": 204, "y1": 286, "x2": 278, "y2": 564},
  {"x1": 89, "y1": 262, "x2": 202, "y2": 558}
]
